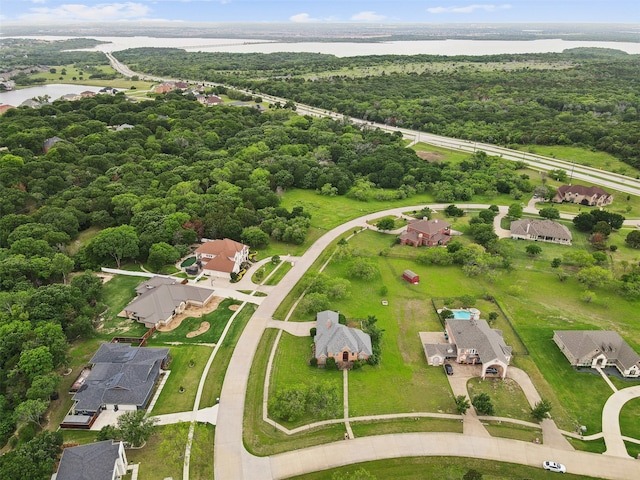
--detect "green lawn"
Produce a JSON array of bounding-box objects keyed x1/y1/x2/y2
[
  {"x1": 467, "y1": 378, "x2": 533, "y2": 421},
  {"x1": 148, "y1": 344, "x2": 213, "y2": 415},
  {"x1": 252, "y1": 260, "x2": 279, "y2": 283},
  {"x1": 269, "y1": 332, "x2": 343, "y2": 428},
  {"x1": 287, "y1": 456, "x2": 602, "y2": 480},
  {"x1": 624, "y1": 440, "x2": 640, "y2": 459},
  {"x1": 350, "y1": 417, "x2": 462, "y2": 437},
  {"x1": 483, "y1": 421, "x2": 542, "y2": 443},
  {"x1": 244, "y1": 328, "x2": 348, "y2": 456},
  {"x1": 125, "y1": 423, "x2": 213, "y2": 480},
  {"x1": 147, "y1": 299, "x2": 242, "y2": 345},
  {"x1": 265, "y1": 261, "x2": 294, "y2": 286},
  {"x1": 566, "y1": 437, "x2": 607, "y2": 454},
  {"x1": 97, "y1": 275, "x2": 148, "y2": 338},
  {"x1": 200, "y1": 304, "x2": 256, "y2": 408},
  {"x1": 619, "y1": 397, "x2": 640, "y2": 440}
]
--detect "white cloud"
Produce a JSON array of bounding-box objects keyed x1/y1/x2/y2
[
  {"x1": 20, "y1": 2, "x2": 150, "y2": 22},
  {"x1": 290, "y1": 13, "x2": 319, "y2": 23},
  {"x1": 31, "y1": 0, "x2": 47, "y2": 4},
  {"x1": 351, "y1": 11, "x2": 386, "y2": 22},
  {"x1": 427, "y1": 4, "x2": 512, "y2": 14}
]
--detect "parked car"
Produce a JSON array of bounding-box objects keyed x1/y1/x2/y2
[
  {"x1": 444, "y1": 364, "x2": 453, "y2": 375},
  {"x1": 542, "y1": 461, "x2": 566, "y2": 473},
  {"x1": 485, "y1": 367, "x2": 498, "y2": 374}
]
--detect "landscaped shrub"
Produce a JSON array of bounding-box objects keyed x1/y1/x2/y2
[
  {"x1": 309, "y1": 357, "x2": 318, "y2": 367},
  {"x1": 338, "y1": 313, "x2": 347, "y2": 325},
  {"x1": 472, "y1": 393, "x2": 494, "y2": 416},
  {"x1": 310, "y1": 327, "x2": 317, "y2": 337},
  {"x1": 325, "y1": 357, "x2": 337, "y2": 370}
]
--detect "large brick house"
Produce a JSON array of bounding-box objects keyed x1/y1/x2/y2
[
  {"x1": 195, "y1": 238, "x2": 249, "y2": 277},
  {"x1": 553, "y1": 185, "x2": 613, "y2": 207},
  {"x1": 399, "y1": 219, "x2": 451, "y2": 247},
  {"x1": 314, "y1": 311, "x2": 372, "y2": 366}
]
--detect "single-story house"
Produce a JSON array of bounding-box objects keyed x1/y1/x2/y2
[
  {"x1": 510, "y1": 218, "x2": 572, "y2": 245},
  {"x1": 195, "y1": 238, "x2": 250, "y2": 278},
  {"x1": 80, "y1": 91, "x2": 96, "y2": 98},
  {"x1": 554, "y1": 330, "x2": 640, "y2": 378},
  {"x1": 71, "y1": 343, "x2": 169, "y2": 416},
  {"x1": 122, "y1": 276, "x2": 216, "y2": 328},
  {"x1": 399, "y1": 219, "x2": 451, "y2": 247},
  {"x1": 60, "y1": 93, "x2": 81, "y2": 101},
  {"x1": 52, "y1": 440, "x2": 127, "y2": 480},
  {"x1": 314, "y1": 310, "x2": 372, "y2": 365},
  {"x1": 553, "y1": 185, "x2": 613, "y2": 207},
  {"x1": 424, "y1": 319, "x2": 512, "y2": 379}
]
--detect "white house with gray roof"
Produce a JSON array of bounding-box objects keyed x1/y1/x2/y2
[
  {"x1": 52, "y1": 440, "x2": 127, "y2": 480},
  {"x1": 314, "y1": 310, "x2": 372, "y2": 365},
  {"x1": 554, "y1": 330, "x2": 640, "y2": 378},
  {"x1": 510, "y1": 218, "x2": 572, "y2": 245},
  {"x1": 424, "y1": 319, "x2": 512, "y2": 379},
  {"x1": 71, "y1": 343, "x2": 169, "y2": 416},
  {"x1": 123, "y1": 276, "x2": 216, "y2": 328}
]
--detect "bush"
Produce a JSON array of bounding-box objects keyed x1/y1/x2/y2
[
  {"x1": 309, "y1": 357, "x2": 318, "y2": 367},
  {"x1": 310, "y1": 327, "x2": 317, "y2": 337},
  {"x1": 325, "y1": 357, "x2": 337, "y2": 370},
  {"x1": 472, "y1": 393, "x2": 494, "y2": 415}
]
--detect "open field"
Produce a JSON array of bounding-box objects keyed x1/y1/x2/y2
[
  {"x1": 96, "y1": 274, "x2": 148, "y2": 338},
  {"x1": 244, "y1": 328, "x2": 348, "y2": 456},
  {"x1": 619, "y1": 398, "x2": 640, "y2": 439},
  {"x1": 27, "y1": 64, "x2": 155, "y2": 91},
  {"x1": 269, "y1": 333, "x2": 343, "y2": 428},
  {"x1": 351, "y1": 417, "x2": 462, "y2": 437},
  {"x1": 483, "y1": 421, "x2": 542, "y2": 443},
  {"x1": 148, "y1": 344, "x2": 212, "y2": 415},
  {"x1": 287, "y1": 456, "x2": 602, "y2": 480},
  {"x1": 467, "y1": 378, "x2": 532, "y2": 421}
]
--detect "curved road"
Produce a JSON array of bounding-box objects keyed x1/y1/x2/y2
[{"x1": 213, "y1": 205, "x2": 640, "y2": 480}]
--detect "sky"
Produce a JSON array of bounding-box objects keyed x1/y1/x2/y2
[{"x1": 1, "y1": 0, "x2": 639, "y2": 25}]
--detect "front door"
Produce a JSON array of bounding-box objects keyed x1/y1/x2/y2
[{"x1": 343, "y1": 351, "x2": 349, "y2": 362}]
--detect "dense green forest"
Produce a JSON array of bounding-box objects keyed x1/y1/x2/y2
[
  {"x1": 0, "y1": 92, "x2": 535, "y2": 464},
  {"x1": 115, "y1": 48, "x2": 640, "y2": 168}
]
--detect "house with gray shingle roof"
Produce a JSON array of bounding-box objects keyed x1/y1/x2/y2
[
  {"x1": 554, "y1": 330, "x2": 640, "y2": 378},
  {"x1": 510, "y1": 218, "x2": 572, "y2": 245},
  {"x1": 424, "y1": 319, "x2": 512, "y2": 379},
  {"x1": 52, "y1": 440, "x2": 127, "y2": 480},
  {"x1": 71, "y1": 343, "x2": 169, "y2": 415},
  {"x1": 314, "y1": 311, "x2": 372, "y2": 365},
  {"x1": 122, "y1": 276, "x2": 216, "y2": 328}
]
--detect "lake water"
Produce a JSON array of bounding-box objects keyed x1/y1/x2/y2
[
  {"x1": 5, "y1": 35, "x2": 640, "y2": 56},
  {"x1": 0, "y1": 84, "x2": 106, "y2": 106}
]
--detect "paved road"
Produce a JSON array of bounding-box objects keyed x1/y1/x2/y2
[{"x1": 214, "y1": 204, "x2": 640, "y2": 479}]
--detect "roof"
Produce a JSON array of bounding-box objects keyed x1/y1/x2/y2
[
  {"x1": 557, "y1": 184, "x2": 611, "y2": 198},
  {"x1": 314, "y1": 310, "x2": 373, "y2": 358},
  {"x1": 554, "y1": 330, "x2": 640, "y2": 370},
  {"x1": 406, "y1": 218, "x2": 451, "y2": 235},
  {"x1": 403, "y1": 269, "x2": 418, "y2": 278},
  {"x1": 125, "y1": 278, "x2": 214, "y2": 326},
  {"x1": 73, "y1": 344, "x2": 168, "y2": 412},
  {"x1": 196, "y1": 238, "x2": 247, "y2": 256},
  {"x1": 424, "y1": 343, "x2": 457, "y2": 359},
  {"x1": 447, "y1": 319, "x2": 512, "y2": 365},
  {"x1": 55, "y1": 441, "x2": 123, "y2": 480},
  {"x1": 510, "y1": 218, "x2": 572, "y2": 241}
]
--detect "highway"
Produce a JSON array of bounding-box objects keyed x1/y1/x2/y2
[{"x1": 105, "y1": 52, "x2": 640, "y2": 199}]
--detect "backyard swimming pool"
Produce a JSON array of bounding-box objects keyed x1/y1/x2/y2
[{"x1": 452, "y1": 310, "x2": 472, "y2": 320}]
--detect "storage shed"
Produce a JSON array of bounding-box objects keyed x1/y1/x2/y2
[{"x1": 402, "y1": 269, "x2": 419, "y2": 284}]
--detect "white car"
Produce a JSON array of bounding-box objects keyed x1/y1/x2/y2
[{"x1": 543, "y1": 461, "x2": 566, "y2": 473}]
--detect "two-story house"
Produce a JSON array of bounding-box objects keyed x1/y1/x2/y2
[{"x1": 399, "y1": 219, "x2": 452, "y2": 247}]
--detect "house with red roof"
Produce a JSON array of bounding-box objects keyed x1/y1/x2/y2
[
  {"x1": 195, "y1": 238, "x2": 250, "y2": 277},
  {"x1": 399, "y1": 219, "x2": 451, "y2": 247},
  {"x1": 553, "y1": 185, "x2": 613, "y2": 207}
]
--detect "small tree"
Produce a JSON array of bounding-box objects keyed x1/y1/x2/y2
[
  {"x1": 538, "y1": 206, "x2": 560, "y2": 220},
  {"x1": 525, "y1": 244, "x2": 542, "y2": 257},
  {"x1": 531, "y1": 399, "x2": 552, "y2": 422},
  {"x1": 507, "y1": 203, "x2": 523, "y2": 219},
  {"x1": 472, "y1": 393, "x2": 494, "y2": 415},
  {"x1": 488, "y1": 311, "x2": 499, "y2": 322},
  {"x1": 455, "y1": 395, "x2": 471, "y2": 414},
  {"x1": 117, "y1": 410, "x2": 157, "y2": 447},
  {"x1": 625, "y1": 230, "x2": 640, "y2": 249},
  {"x1": 271, "y1": 255, "x2": 281, "y2": 264},
  {"x1": 376, "y1": 218, "x2": 395, "y2": 231},
  {"x1": 551, "y1": 257, "x2": 562, "y2": 268}
]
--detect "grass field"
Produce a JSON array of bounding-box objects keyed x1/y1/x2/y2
[
  {"x1": 619, "y1": 397, "x2": 640, "y2": 439},
  {"x1": 28, "y1": 64, "x2": 155, "y2": 91},
  {"x1": 147, "y1": 299, "x2": 242, "y2": 344},
  {"x1": 287, "y1": 456, "x2": 602, "y2": 480},
  {"x1": 97, "y1": 274, "x2": 148, "y2": 338},
  {"x1": 149, "y1": 344, "x2": 212, "y2": 415},
  {"x1": 350, "y1": 417, "x2": 463, "y2": 437},
  {"x1": 244, "y1": 328, "x2": 348, "y2": 455},
  {"x1": 467, "y1": 378, "x2": 532, "y2": 421},
  {"x1": 483, "y1": 421, "x2": 542, "y2": 443},
  {"x1": 269, "y1": 333, "x2": 343, "y2": 428},
  {"x1": 265, "y1": 261, "x2": 294, "y2": 286}
]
